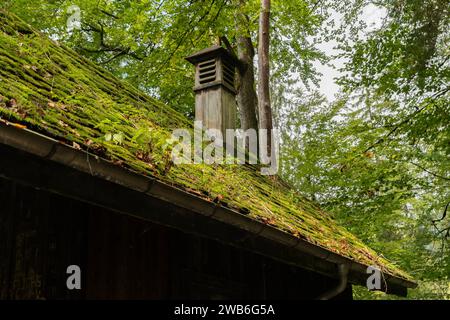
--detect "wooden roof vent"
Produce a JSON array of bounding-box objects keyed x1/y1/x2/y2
[{"x1": 186, "y1": 45, "x2": 238, "y2": 136}]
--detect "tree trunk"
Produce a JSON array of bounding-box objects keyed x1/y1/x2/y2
[
  {"x1": 235, "y1": 1, "x2": 258, "y2": 132},
  {"x1": 258, "y1": 0, "x2": 273, "y2": 155},
  {"x1": 236, "y1": 35, "x2": 258, "y2": 131}
]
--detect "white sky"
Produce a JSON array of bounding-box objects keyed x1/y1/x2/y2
[{"x1": 315, "y1": 5, "x2": 387, "y2": 101}]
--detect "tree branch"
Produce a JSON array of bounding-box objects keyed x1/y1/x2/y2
[
  {"x1": 433, "y1": 202, "x2": 449, "y2": 223},
  {"x1": 363, "y1": 88, "x2": 449, "y2": 153},
  {"x1": 409, "y1": 162, "x2": 450, "y2": 182}
]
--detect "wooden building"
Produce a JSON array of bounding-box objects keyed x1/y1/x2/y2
[{"x1": 0, "y1": 10, "x2": 416, "y2": 300}]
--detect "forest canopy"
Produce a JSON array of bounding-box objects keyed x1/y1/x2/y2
[{"x1": 1, "y1": 0, "x2": 448, "y2": 299}]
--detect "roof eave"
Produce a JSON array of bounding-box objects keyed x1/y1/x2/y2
[{"x1": 0, "y1": 121, "x2": 417, "y2": 294}]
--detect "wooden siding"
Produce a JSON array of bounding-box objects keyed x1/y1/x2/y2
[
  {"x1": 194, "y1": 86, "x2": 237, "y2": 138},
  {"x1": 0, "y1": 177, "x2": 352, "y2": 300}
]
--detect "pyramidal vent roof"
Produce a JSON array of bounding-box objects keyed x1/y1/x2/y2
[{"x1": 0, "y1": 10, "x2": 414, "y2": 289}]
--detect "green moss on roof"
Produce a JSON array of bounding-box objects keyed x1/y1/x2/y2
[{"x1": 0, "y1": 10, "x2": 412, "y2": 281}]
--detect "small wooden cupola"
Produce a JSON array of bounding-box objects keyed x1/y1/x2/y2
[{"x1": 186, "y1": 45, "x2": 238, "y2": 137}]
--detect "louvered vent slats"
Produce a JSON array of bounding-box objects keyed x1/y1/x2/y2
[
  {"x1": 198, "y1": 59, "x2": 216, "y2": 85},
  {"x1": 222, "y1": 62, "x2": 235, "y2": 88},
  {"x1": 190, "y1": 50, "x2": 236, "y2": 91}
]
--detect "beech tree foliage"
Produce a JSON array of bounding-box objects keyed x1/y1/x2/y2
[
  {"x1": 1, "y1": 0, "x2": 323, "y2": 119},
  {"x1": 3, "y1": 0, "x2": 449, "y2": 299},
  {"x1": 277, "y1": 0, "x2": 449, "y2": 299}
]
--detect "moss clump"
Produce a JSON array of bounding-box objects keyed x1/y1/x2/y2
[{"x1": 0, "y1": 9, "x2": 412, "y2": 281}]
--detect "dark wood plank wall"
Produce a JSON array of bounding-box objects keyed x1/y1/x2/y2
[
  {"x1": 0, "y1": 177, "x2": 352, "y2": 300},
  {"x1": 86, "y1": 209, "x2": 170, "y2": 299},
  {"x1": 0, "y1": 178, "x2": 86, "y2": 299},
  {"x1": 0, "y1": 175, "x2": 14, "y2": 299},
  {"x1": 168, "y1": 230, "x2": 352, "y2": 300}
]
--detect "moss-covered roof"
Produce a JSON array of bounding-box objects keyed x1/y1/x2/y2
[{"x1": 0, "y1": 10, "x2": 412, "y2": 282}]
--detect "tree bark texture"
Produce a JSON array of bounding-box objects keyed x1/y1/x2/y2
[{"x1": 258, "y1": 0, "x2": 273, "y2": 155}]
